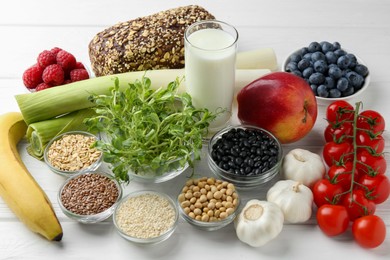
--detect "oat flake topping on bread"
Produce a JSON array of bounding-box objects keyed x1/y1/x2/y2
[{"x1": 88, "y1": 5, "x2": 215, "y2": 76}]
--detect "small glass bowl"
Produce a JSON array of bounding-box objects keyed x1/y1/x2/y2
[
  {"x1": 57, "y1": 171, "x2": 122, "y2": 224},
  {"x1": 44, "y1": 131, "x2": 102, "y2": 178},
  {"x1": 113, "y1": 190, "x2": 179, "y2": 244},
  {"x1": 127, "y1": 156, "x2": 190, "y2": 183},
  {"x1": 178, "y1": 195, "x2": 240, "y2": 231},
  {"x1": 282, "y1": 47, "x2": 370, "y2": 106},
  {"x1": 207, "y1": 125, "x2": 283, "y2": 190}
]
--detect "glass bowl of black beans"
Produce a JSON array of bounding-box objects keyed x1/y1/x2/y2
[
  {"x1": 282, "y1": 41, "x2": 370, "y2": 106},
  {"x1": 207, "y1": 125, "x2": 283, "y2": 190}
]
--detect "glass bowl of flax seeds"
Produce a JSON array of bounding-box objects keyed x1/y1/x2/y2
[{"x1": 58, "y1": 171, "x2": 122, "y2": 224}]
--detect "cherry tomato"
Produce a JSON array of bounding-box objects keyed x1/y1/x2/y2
[
  {"x1": 317, "y1": 204, "x2": 350, "y2": 237},
  {"x1": 341, "y1": 189, "x2": 376, "y2": 221},
  {"x1": 357, "y1": 110, "x2": 385, "y2": 134},
  {"x1": 324, "y1": 122, "x2": 353, "y2": 143},
  {"x1": 358, "y1": 174, "x2": 390, "y2": 204},
  {"x1": 327, "y1": 161, "x2": 357, "y2": 191},
  {"x1": 356, "y1": 130, "x2": 385, "y2": 154},
  {"x1": 356, "y1": 149, "x2": 387, "y2": 175},
  {"x1": 312, "y1": 178, "x2": 344, "y2": 208},
  {"x1": 323, "y1": 141, "x2": 353, "y2": 167},
  {"x1": 326, "y1": 100, "x2": 354, "y2": 123},
  {"x1": 352, "y1": 215, "x2": 386, "y2": 248}
]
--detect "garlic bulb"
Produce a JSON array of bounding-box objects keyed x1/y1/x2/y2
[
  {"x1": 282, "y1": 148, "x2": 325, "y2": 187},
  {"x1": 267, "y1": 180, "x2": 313, "y2": 223},
  {"x1": 234, "y1": 200, "x2": 284, "y2": 247}
]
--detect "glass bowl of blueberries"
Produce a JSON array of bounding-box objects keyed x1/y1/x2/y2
[
  {"x1": 282, "y1": 41, "x2": 370, "y2": 106},
  {"x1": 207, "y1": 125, "x2": 283, "y2": 190}
]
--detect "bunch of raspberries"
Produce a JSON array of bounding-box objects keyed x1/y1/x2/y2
[{"x1": 23, "y1": 47, "x2": 90, "y2": 91}]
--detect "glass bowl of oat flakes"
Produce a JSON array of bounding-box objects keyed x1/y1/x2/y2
[{"x1": 44, "y1": 131, "x2": 103, "y2": 177}]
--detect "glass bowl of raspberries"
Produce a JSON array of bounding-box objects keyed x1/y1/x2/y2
[
  {"x1": 22, "y1": 47, "x2": 91, "y2": 92},
  {"x1": 282, "y1": 41, "x2": 370, "y2": 106}
]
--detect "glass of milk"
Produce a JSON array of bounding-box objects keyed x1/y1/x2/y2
[{"x1": 184, "y1": 20, "x2": 238, "y2": 135}]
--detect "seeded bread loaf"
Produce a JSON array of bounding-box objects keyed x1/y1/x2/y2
[{"x1": 88, "y1": 5, "x2": 215, "y2": 76}]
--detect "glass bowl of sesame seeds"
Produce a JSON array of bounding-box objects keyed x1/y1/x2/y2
[
  {"x1": 113, "y1": 190, "x2": 179, "y2": 244},
  {"x1": 57, "y1": 171, "x2": 122, "y2": 224},
  {"x1": 44, "y1": 131, "x2": 103, "y2": 178}
]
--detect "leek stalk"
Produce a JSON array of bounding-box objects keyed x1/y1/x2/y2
[{"x1": 26, "y1": 109, "x2": 96, "y2": 160}]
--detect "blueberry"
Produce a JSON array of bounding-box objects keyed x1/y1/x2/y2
[
  {"x1": 346, "y1": 53, "x2": 357, "y2": 68},
  {"x1": 308, "y1": 42, "x2": 322, "y2": 53},
  {"x1": 309, "y1": 72, "x2": 325, "y2": 85},
  {"x1": 317, "y1": 85, "x2": 329, "y2": 97},
  {"x1": 354, "y1": 64, "x2": 369, "y2": 77},
  {"x1": 303, "y1": 53, "x2": 312, "y2": 60},
  {"x1": 285, "y1": 61, "x2": 298, "y2": 72},
  {"x1": 328, "y1": 66, "x2": 343, "y2": 79},
  {"x1": 289, "y1": 52, "x2": 302, "y2": 63},
  {"x1": 329, "y1": 89, "x2": 342, "y2": 98},
  {"x1": 336, "y1": 77, "x2": 349, "y2": 92},
  {"x1": 291, "y1": 70, "x2": 302, "y2": 77},
  {"x1": 325, "y1": 51, "x2": 338, "y2": 64},
  {"x1": 313, "y1": 60, "x2": 328, "y2": 73},
  {"x1": 342, "y1": 86, "x2": 355, "y2": 97},
  {"x1": 311, "y1": 51, "x2": 326, "y2": 62},
  {"x1": 333, "y1": 42, "x2": 341, "y2": 50},
  {"x1": 334, "y1": 49, "x2": 347, "y2": 57},
  {"x1": 302, "y1": 67, "x2": 314, "y2": 79},
  {"x1": 320, "y1": 41, "x2": 334, "y2": 53},
  {"x1": 337, "y1": 55, "x2": 351, "y2": 69},
  {"x1": 297, "y1": 58, "x2": 311, "y2": 71},
  {"x1": 300, "y1": 47, "x2": 309, "y2": 56},
  {"x1": 324, "y1": 77, "x2": 335, "y2": 89},
  {"x1": 345, "y1": 71, "x2": 364, "y2": 89}
]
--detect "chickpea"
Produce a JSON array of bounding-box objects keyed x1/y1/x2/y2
[
  {"x1": 226, "y1": 207, "x2": 234, "y2": 216},
  {"x1": 199, "y1": 194, "x2": 207, "y2": 203},
  {"x1": 178, "y1": 193, "x2": 186, "y2": 203},
  {"x1": 206, "y1": 191, "x2": 213, "y2": 200},
  {"x1": 226, "y1": 188, "x2": 234, "y2": 196},
  {"x1": 186, "y1": 179, "x2": 193, "y2": 186},
  {"x1": 194, "y1": 202, "x2": 202, "y2": 209},
  {"x1": 200, "y1": 188, "x2": 207, "y2": 195},
  {"x1": 188, "y1": 212, "x2": 195, "y2": 219},
  {"x1": 201, "y1": 214, "x2": 209, "y2": 222},
  {"x1": 192, "y1": 186, "x2": 200, "y2": 192},
  {"x1": 195, "y1": 215, "x2": 202, "y2": 221},
  {"x1": 184, "y1": 207, "x2": 191, "y2": 214},
  {"x1": 215, "y1": 201, "x2": 222, "y2": 209},
  {"x1": 213, "y1": 191, "x2": 222, "y2": 200},
  {"x1": 184, "y1": 191, "x2": 192, "y2": 200},
  {"x1": 193, "y1": 208, "x2": 202, "y2": 216},
  {"x1": 193, "y1": 191, "x2": 201, "y2": 198},
  {"x1": 181, "y1": 201, "x2": 190, "y2": 208},
  {"x1": 220, "y1": 212, "x2": 227, "y2": 219},
  {"x1": 190, "y1": 197, "x2": 196, "y2": 204},
  {"x1": 208, "y1": 201, "x2": 215, "y2": 210},
  {"x1": 207, "y1": 178, "x2": 215, "y2": 185}
]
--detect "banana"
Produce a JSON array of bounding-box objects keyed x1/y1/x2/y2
[{"x1": 0, "y1": 112, "x2": 63, "y2": 241}]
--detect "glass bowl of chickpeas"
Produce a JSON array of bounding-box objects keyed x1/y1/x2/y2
[{"x1": 177, "y1": 177, "x2": 240, "y2": 231}]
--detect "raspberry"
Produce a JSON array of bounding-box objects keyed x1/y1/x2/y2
[
  {"x1": 50, "y1": 47, "x2": 63, "y2": 56},
  {"x1": 70, "y1": 69, "x2": 89, "y2": 82},
  {"x1": 42, "y1": 64, "x2": 64, "y2": 86},
  {"x1": 35, "y1": 82, "x2": 52, "y2": 91},
  {"x1": 56, "y1": 50, "x2": 76, "y2": 71},
  {"x1": 23, "y1": 64, "x2": 44, "y2": 89},
  {"x1": 74, "y1": 62, "x2": 86, "y2": 70},
  {"x1": 37, "y1": 50, "x2": 56, "y2": 68}
]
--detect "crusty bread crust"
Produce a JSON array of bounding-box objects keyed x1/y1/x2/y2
[{"x1": 88, "y1": 5, "x2": 215, "y2": 76}]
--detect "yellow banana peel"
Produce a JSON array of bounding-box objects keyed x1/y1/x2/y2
[{"x1": 0, "y1": 112, "x2": 63, "y2": 241}]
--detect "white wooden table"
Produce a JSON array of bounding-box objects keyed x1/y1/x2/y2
[{"x1": 0, "y1": 0, "x2": 389, "y2": 259}]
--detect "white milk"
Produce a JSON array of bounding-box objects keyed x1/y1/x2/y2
[{"x1": 185, "y1": 27, "x2": 237, "y2": 131}]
